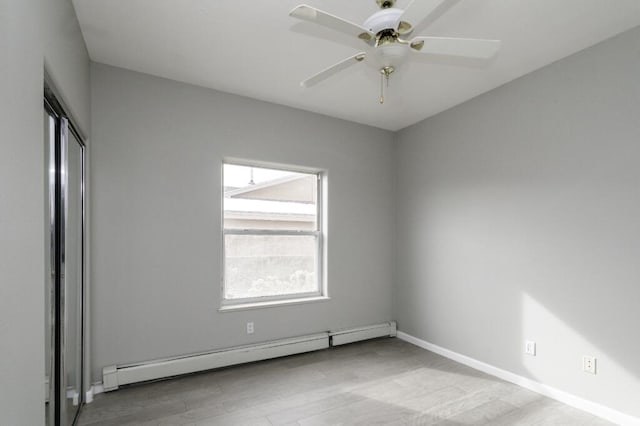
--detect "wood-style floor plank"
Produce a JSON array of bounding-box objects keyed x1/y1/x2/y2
[{"x1": 78, "y1": 338, "x2": 611, "y2": 426}]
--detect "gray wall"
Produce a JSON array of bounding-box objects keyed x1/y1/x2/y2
[
  {"x1": 0, "y1": 0, "x2": 90, "y2": 424},
  {"x1": 90, "y1": 63, "x2": 395, "y2": 381},
  {"x1": 395, "y1": 27, "x2": 640, "y2": 417}
]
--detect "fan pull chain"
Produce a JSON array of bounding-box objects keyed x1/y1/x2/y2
[{"x1": 379, "y1": 66, "x2": 394, "y2": 105}]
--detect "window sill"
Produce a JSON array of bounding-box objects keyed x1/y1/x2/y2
[{"x1": 219, "y1": 296, "x2": 330, "y2": 313}]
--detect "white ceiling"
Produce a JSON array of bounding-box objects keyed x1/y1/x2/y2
[{"x1": 72, "y1": 0, "x2": 640, "y2": 131}]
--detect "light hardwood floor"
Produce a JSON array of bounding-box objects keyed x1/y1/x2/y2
[{"x1": 78, "y1": 338, "x2": 611, "y2": 426}]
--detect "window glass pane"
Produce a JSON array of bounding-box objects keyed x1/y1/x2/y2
[
  {"x1": 224, "y1": 234, "x2": 318, "y2": 300},
  {"x1": 224, "y1": 164, "x2": 317, "y2": 231}
]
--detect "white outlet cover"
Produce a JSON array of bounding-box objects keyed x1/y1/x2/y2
[
  {"x1": 525, "y1": 341, "x2": 536, "y2": 356},
  {"x1": 246, "y1": 322, "x2": 254, "y2": 334},
  {"x1": 583, "y1": 356, "x2": 597, "y2": 374}
]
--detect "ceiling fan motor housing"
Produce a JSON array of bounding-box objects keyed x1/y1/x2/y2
[{"x1": 363, "y1": 8, "x2": 404, "y2": 34}]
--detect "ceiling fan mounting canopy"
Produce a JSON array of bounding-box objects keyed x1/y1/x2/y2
[{"x1": 376, "y1": 0, "x2": 396, "y2": 9}]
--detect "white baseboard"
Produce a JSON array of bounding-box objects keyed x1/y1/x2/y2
[
  {"x1": 397, "y1": 331, "x2": 640, "y2": 426},
  {"x1": 86, "y1": 383, "x2": 104, "y2": 402},
  {"x1": 82, "y1": 383, "x2": 104, "y2": 404},
  {"x1": 92, "y1": 383, "x2": 104, "y2": 395},
  {"x1": 85, "y1": 387, "x2": 94, "y2": 403}
]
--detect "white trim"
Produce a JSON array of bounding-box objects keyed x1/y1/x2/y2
[
  {"x1": 225, "y1": 174, "x2": 308, "y2": 197},
  {"x1": 396, "y1": 331, "x2": 640, "y2": 426},
  {"x1": 82, "y1": 383, "x2": 104, "y2": 403},
  {"x1": 91, "y1": 383, "x2": 104, "y2": 397},
  {"x1": 223, "y1": 229, "x2": 318, "y2": 236},
  {"x1": 223, "y1": 158, "x2": 322, "y2": 180},
  {"x1": 66, "y1": 389, "x2": 80, "y2": 407},
  {"x1": 221, "y1": 166, "x2": 324, "y2": 310},
  {"x1": 219, "y1": 295, "x2": 330, "y2": 312},
  {"x1": 224, "y1": 210, "x2": 314, "y2": 223}
]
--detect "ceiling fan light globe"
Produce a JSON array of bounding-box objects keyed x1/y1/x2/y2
[
  {"x1": 372, "y1": 43, "x2": 409, "y2": 68},
  {"x1": 363, "y1": 8, "x2": 404, "y2": 34}
]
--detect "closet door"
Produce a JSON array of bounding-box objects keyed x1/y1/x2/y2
[
  {"x1": 45, "y1": 109, "x2": 56, "y2": 426},
  {"x1": 60, "y1": 120, "x2": 84, "y2": 426},
  {"x1": 45, "y1": 101, "x2": 86, "y2": 426}
]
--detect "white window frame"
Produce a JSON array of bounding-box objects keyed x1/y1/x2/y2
[{"x1": 220, "y1": 161, "x2": 325, "y2": 309}]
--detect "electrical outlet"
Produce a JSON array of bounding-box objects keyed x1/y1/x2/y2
[
  {"x1": 525, "y1": 340, "x2": 536, "y2": 356},
  {"x1": 583, "y1": 356, "x2": 597, "y2": 374},
  {"x1": 246, "y1": 322, "x2": 254, "y2": 335}
]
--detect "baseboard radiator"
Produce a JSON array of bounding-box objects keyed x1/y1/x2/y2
[
  {"x1": 330, "y1": 321, "x2": 397, "y2": 346},
  {"x1": 102, "y1": 321, "x2": 396, "y2": 392}
]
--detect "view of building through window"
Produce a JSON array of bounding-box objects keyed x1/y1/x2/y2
[{"x1": 223, "y1": 163, "x2": 321, "y2": 302}]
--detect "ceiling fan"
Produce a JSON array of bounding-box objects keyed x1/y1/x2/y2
[{"x1": 289, "y1": 0, "x2": 501, "y2": 103}]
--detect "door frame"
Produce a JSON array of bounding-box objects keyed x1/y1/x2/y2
[{"x1": 45, "y1": 81, "x2": 87, "y2": 426}]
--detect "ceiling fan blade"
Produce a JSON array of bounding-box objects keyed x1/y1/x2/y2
[
  {"x1": 396, "y1": 0, "x2": 451, "y2": 34},
  {"x1": 301, "y1": 52, "x2": 367, "y2": 88},
  {"x1": 409, "y1": 37, "x2": 501, "y2": 59},
  {"x1": 290, "y1": 5, "x2": 374, "y2": 43}
]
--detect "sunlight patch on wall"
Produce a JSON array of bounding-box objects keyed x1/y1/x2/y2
[{"x1": 521, "y1": 292, "x2": 638, "y2": 410}]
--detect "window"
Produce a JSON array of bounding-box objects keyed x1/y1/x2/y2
[{"x1": 222, "y1": 162, "x2": 323, "y2": 307}]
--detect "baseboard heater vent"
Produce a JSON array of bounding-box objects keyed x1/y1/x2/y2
[
  {"x1": 330, "y1": 321, "x2": 397, "y2": 346},
  {"x1": 103, "y1": 333, "x2": 329, "y2": 391},
  {"x1": 102, "y1": 321, "x2": 397, "y2": 392}
]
